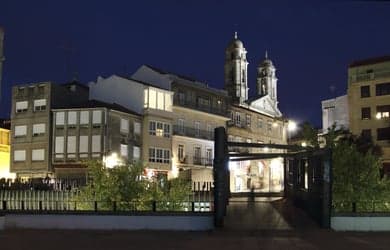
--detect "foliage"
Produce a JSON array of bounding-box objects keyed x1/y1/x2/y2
[
  {"x1": 301, "y1": 122, "x2": 320, "y2": 149},
  {"x1": 77, "y1": 160, "x2": 192, "y2": 211}
]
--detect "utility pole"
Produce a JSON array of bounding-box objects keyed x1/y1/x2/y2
[{"x1": 0, "y1": 27, "x2": 5, "y2": 102}]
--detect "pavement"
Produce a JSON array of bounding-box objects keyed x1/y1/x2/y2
[{"x1": 1, "y1": 197, "x2": 390, "y2": 250}]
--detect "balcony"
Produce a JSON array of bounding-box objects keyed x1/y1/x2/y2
[
  {"x1": 173, "y1": 97, "x2": 228, "y2": 117},
  {"x1": 177, "y1": 156, "x2": 213, "y2": 167},
  {"x1": 351, "y1": 70, "x2": 390, "y2": 83},
  {"x1": 173, "y1": 125, "x2": 214, "y2": 140},
  {"x1": 227, "y1": 120, "x2": 250, "y2": 129}
]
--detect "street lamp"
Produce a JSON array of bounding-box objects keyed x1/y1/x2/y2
[
  {"x1": 103, "y1": 152, "x2": 122, "y2": 168},
  {"x1": 287, "y1": 120, "x2": 297, "y2": 132}
]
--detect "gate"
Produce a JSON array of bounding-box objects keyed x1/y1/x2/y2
[{"x1": 213, "y1": 127, "x2": 332, "y2": 228}]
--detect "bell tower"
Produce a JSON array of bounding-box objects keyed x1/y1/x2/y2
[
  {"x1": 257, "y1": 51, "x2": 278, "y2": 104},
  {"x1": 224, "y1": 32, "x2": 249, "y2": 104}
]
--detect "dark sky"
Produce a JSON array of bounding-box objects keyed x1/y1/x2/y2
[{"x1": 1, "y1": 0, "x2": 390, "y2": 127}]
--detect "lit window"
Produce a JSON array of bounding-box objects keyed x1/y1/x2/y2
[
  {"x1": 14, "y1": 125, "x2": 27, "y2": 137},
  {"x1": 133, "y1": 146, "x2": 140, "y2": 160},
  {"x1": 120, "y1": 118, "x2": 129, "y2": 133},
  {"x1": 157, "y1": 92, "x2": 164, "y2": 110},
  {"x1": 92, "y1": 110, "x2": 102, "y2": 124},
  {"x1": 15, "y1": 101, "x2": 28, "y2": 113},
  {"x1": 32, "y1": 149, "x2": 45, "y2": 161},
  {"x1": 55, "y1": 136, "x2": 64, "y2": 158},
  {"x1": 165, "y1": 93, "x2": 172, "y2": 111},
  {"x1": 149, "y1": 89, "x2": 156, "y2": 109},
  {"x1": 14, "y1": 150, "x2": 26, "y2": 162},
  {"x1": 149, "y1": 121, "x2": 156, "y2": 135},
  {"x1": 80, "y1": 111, "x2": 89, "y2": 125},
  {"x1": 33, "y1": 99, "x2": 46, "y2": 111},
  {"x1": 156, "y1": 122, "x2": 164, "y2": 137},
  {"x1": 56, "y1": 112, "x2": 65, "y2": 125},
  {"x1": 376, "y1": 105, "x2": 390, "y2": 119},
  {"x1": 67, "y1": 136, "x2": 76, "y2": 158},
  {"x1": 120, "y1": 144, "x2": 128, "y2": 158},
  {"x1": 178, "y1": 145, "x2": 185, "y2": 161},
  {"x1": 134, "y1": 122, "x2": 141, "y2": 135},
  {"x1": 163, "y1": 123, "x2": 170, "y2": 138},
  {"x1": 148, "y1": 148, "x2": 170, "y2": 163},
  {"x1": 33, "y1": 123, "x2": 45, "y2": 136},
  {"x1": 68, "y1": 111, "x2": 77, "y2": 125}
]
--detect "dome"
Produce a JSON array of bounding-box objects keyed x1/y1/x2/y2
[
  {"x1": 228, "y1": 38, "x2": 243, "y2": 49},
  {"x1": 259, "y1": 51, "x2": 274, "y2": 68}
]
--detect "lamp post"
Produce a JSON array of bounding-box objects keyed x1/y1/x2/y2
[{"x1": 103, "y1": 152, "x2": 122, "y2": 169}]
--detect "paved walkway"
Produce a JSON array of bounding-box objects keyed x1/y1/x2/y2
[{"x1": 1, "y1": 197, "x2": 390, "y2": 250}]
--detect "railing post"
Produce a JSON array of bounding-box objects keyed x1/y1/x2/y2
[
  {"x1": 113, "y1": 201, "x2": 117, "y2": 212},
  {"x1": 39, "y1": 201, "x2": 43, "y2": 211},
  {"x1": 192, "y1": 201, "x2": 195, "y2": 212},
  {"x1": 21, "y1": 200, "x2": 25, "y2": 210},
  {"x1": 352, "y1": 202, "x2": 356, "y2": 213},
  {"x1": 94, "y1": 201, "x2": 98, "y2": 212},
  {"x1": 2, "y1": 200, "x2": 6, "y2": 210}
]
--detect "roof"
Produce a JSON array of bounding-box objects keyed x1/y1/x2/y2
[
  {"x1": 143, "y1": 65, "x2": 229, "y2": 96},
  {"x1": 61, "y1": 80, "x2": 89, "y2": 90},
  {"x1": 54, "y1": 99, "x2": 141, "y2": 116},
  {"x1": 117, "y1": 74, "x2": 170, "y2": 91},
  {"x1": 349, "y1": 55, "x2": 390, "y2": 68}
]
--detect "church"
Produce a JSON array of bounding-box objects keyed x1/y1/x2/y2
[{"x1": 224, "y1": 33, "x2": 287, "y2": 193}]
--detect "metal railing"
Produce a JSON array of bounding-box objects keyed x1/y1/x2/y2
[
  {"x1": 173, "y1": 125, "x2": 214, "y2": 140},
  {"x1": 173, "y1": 98, "x2": 228, "y2": 116},
  {"x1": 350, "y1": 70, "x2": 390, "y2": 83}
]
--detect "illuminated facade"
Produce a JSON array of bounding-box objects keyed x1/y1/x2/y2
[
  {"x1": 132, "y1": 65, "x2": 229, "y2": 182},
  {"x1": 0, "y1": 127, "x2": 15, "y2": 179},
  {"x1": 224, "y1": 33, "x2": 287, "y2": 193},
  {"x1": 348, "y1": 56, "x2": 390, "y2": 173}
]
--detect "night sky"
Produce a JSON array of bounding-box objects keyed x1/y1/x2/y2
[{"x1": 1, "y1": 0, "x2": 390, "y2": 127}]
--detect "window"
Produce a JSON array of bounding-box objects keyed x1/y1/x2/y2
[
  {"x1": 178, "y1": 91, "x2": 185, "y2": 105},
  {"x1": 32, "y1": 149, "x2": 44, "y2": 161},
  {"x1": 235, "y1": 112, "x2": 241, "y2": 126},
  {"x1": 242, "y1": 69, "x2": 246, "y2": 83},
  {"x1": 134, "y1": 122, "x2": 141, "y2": 135},
  {"x1": 376, "y1": 82, "x2": 390, "y2": 96},
  {"x1": 149, "y1": 89, "x2": 156, "y2": 109},
  {"x1": 67, "y1": 136, "x2": 76, "y2": 158},
  {"x1": 56, "y1": 112, "x2": 65, "y2": 125},
  {"x1": 148, "y1": 148, "x2": 170, "y2": 163},
  {"x1": 246, "y1": 114, "x2": 251, "y2": 127},
  {"x1": 361, "y1": 129, "x2": 371, "y2": 139},
  {"x1": 194, "y1": 146, "x2": 201, "y2": 164},
  {"x1": 14, "y1": 150, "x2": 26, "y2": 162},
  {"x1": 79, "y1": 136, "x2": 88, "y2": 158},
  {"x1": 38, "y1": 85, "x2": 45, "y2": 94},
  {"x1": 376, "y1": 105, "x2": 390, "y2": 119},
  {"x1": 68, "y1": 111, "x2": 77, "y2": 126},
  {"x1": 55, "y1": 136, "x2": 64, "y2": 158},
  {"x1": 377, "y1": 127, "x2": 390, "y2": 141},
  {"x1": 178, "y1": 119, "x2": 185, "y2": 133},
  {"x1": 133, "y1": 146, "x2": 140, "y2": 160},
  {"x1": 80, "y1": 111, "x2": 89, "y2": 125},
  {"x1": 120, "y1": 118, "x2": 129, "y2": 133},
  {"x1": 14, "y1": 125, "x2": 27, "y2": 137},
  {"x1": 165, "y1": 93, "x2": 172, "y2": 111},
  {"x1": 149, "y1": 121, "x2": 156, "y2": 135},
  {"x1": 178, "y1": 144, "x2": 185, "y2": 161},
  {"x1": 120, "y1": 144, "x2": 128, "y2": 158},
  {"x1": 206, "y1": 148, "x2": 212, "y2": 165},
  {"x1": 157, "y1": 92, "x2": 164, "y2": 110},
  {"x1": 17, "y1": 87, "x2": 26, "y2": 96},
  {"x1": 33, "y1": 99, "x2": 46, "y2": 111},
  {"x1": 92, "y1": 135, "x2": 101, "y2": 153},
  {"x1": 360, "y1": 85, "x2": 370, "y2": 98},
  {"x1": 163, "y1": 123, "x2": 170, "y2": 138},
  {"x1": 92, "y1": 110, "x2": 102, "y2": 124},
  {"x1": 194, "y1": 122, "x2": 200, "y2": 137},
  {"x1": 33, "y1": 123, "x2": 45, "y2": 136},
  {"x1": 267, "y1": 121, "x2": 272, "y2": 132},
  {"x1": 206, "y1": 124, "x2": 212, "y2": 138},
  {"x1": 361, "y1": 107, "x2": 371, "y2": 120},
  {"x1": 197, "y1": 96, "x2": 210, "y2": 108},
  {"x1": 156, "y1": 122, "x2": 163, "y2": 137},
  {"x1": 15, "y1": 101, "x2": 28, "y2": 113}
]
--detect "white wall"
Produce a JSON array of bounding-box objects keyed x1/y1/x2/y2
[
  {"x1": 322, "y1": 94, "x2": 349, "y2": 132},
  {"x1": 331, "y1": 216, "x2": 390, "y2": 231},
  {"x1": 89, "y1": 75, "x2": 145, "y2": 114},
  {"x1": 2, "y1": 214, "x2": 213, "y2": 231},
  {"x1": 132, "y1": 65, "x2": 172, "y2": 90}
]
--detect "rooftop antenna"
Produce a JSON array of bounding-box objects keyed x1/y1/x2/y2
[
  {"x1": 234, "y1": 31, "x2": 237, "y2": 39},
  {"x1": 265, "y1": 50, "x2": 268, "y2": 59}
]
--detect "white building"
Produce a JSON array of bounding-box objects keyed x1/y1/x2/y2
[{"x1": 321, "y1": 94, "x2": 349, "y2": 133}]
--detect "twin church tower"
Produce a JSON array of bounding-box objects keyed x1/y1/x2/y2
[{"x1": 224, "y1": 32, "x2": 281, "y2": 117}]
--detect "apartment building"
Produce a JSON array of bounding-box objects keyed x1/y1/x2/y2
[
  {"x1": 132, "y1": 65, "x2": 230, "y2": 182},
  {"x1": 51, "y1": 101, "x2": 142, "y2": 178},
  {"x1": 348, "y1": 56, "x2": 390, "y2": 173},
  {"x1": 10, "y1": 81, "x2": 89, "y2": 178},
  {"x1": 224, "y1": 34, "x2": 287, "y2": 193},
  {"x1": 89, "y1": 75, "x2": 174, "y2": 180},
  {"x1": 321, "y1": 95, "x2": 349, "y2": 133}
]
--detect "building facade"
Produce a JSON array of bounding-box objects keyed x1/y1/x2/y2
[
  {"x1": 10, "y1": 81, "x2": 89, "y2": 178},
  {"x1": 51, "y1": 103, "x2": 142, "y2": 178},
  {"x1": 0, "y1": 127, "x2": 15, "y2": 179},
  {"x1": 321, "y1": 94, "x2": 349, "y2": 133},
  {"x1": 132, "y1": 65, "x2": 230, "y2": 182},
  {"x1": 348, "y1": 56, "x2": 390, "y2": 172},
  {"x1": 224, "y1": 34, "x2": 287, "y2": 193}
]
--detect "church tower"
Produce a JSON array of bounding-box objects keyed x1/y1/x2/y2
[
  {"x1": 224, "y1": 32, "x2": 249, "y2": 104},
  {"x1": 257, "y1": 51, "x2": 278, "y2": 106}
]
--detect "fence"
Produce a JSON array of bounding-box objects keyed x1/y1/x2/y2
[{"x1": 0, "y1": 190, "x2": 213, "y2": 213}]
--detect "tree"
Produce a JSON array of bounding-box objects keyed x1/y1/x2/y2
[{"x1": 77, "y1": 160, "x2": 192, "y2": 211}]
